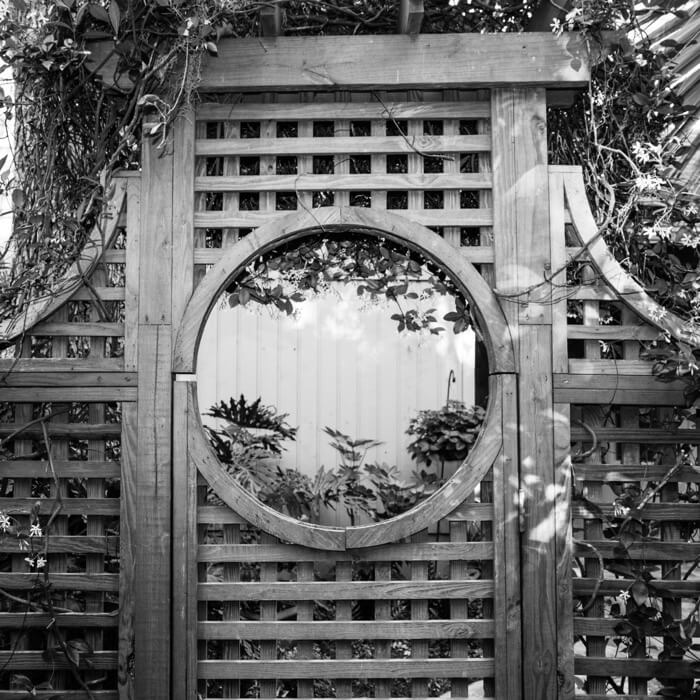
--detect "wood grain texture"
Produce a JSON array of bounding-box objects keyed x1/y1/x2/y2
[
  {"x1": 198, "y1": 34, "x2": 590, "y2": 91},
  {"x1": 197, "y1": 619, "x2": 495, "y2": 639},
  {"x1": 197, "y1": 100, "x2": 491, "y2": 120},
  {"x1": 398, "y1": 0, "x2": 424, "y2": 33},
  {"x1": 195, "y1": 134, "x2": 490, "y2": 156},
  {"x1": 0, "y1": 371, "x2": 136, "y2": 386},
  {"x1": 0, "y1": 386, "x2": 136, "y2": 402},
  {"x1": 124, "y1": 176, "x2": 141, "y2": 371}
]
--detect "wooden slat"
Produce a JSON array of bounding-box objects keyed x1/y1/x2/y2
[
  {"x1": 101, "y1": 250, "x2": 126, "y2": 263},
  {"x1": 566, "y1": 324, "x2": 659, "y2": 341},
  {"x1": 574, "y1": 463, "x2": 700, "y2": 482},
  {"x1": 398, "y1": 0, "x2": 424, "y2": 34},
  {"x1": 572, "y1": 502, "x2": 700, "y2": 520},
  {"x1": 0, "y1": 650, "x2": 117, "y2": 669},
  {"x1": 0, "y1": 497, "x2": 119, "y2": 515},
  {"x1": 554, "y1": 373, "x2": 687, "y2": 392},
  {"x1": 194, "y1": 172, "x2": 492, "y2": 191},
  {"x1": 197, "y1": 100, "x2": 492, "y2": 120},
  {"x1": 198, "y1": 541, "x2": 494, "y2": 562},
  {"x1": 0, "y1": 387, "x2": 136, "y2": 402},
  {"x1": 0, "y1": 692, "x2": 117, "y2": 700},
  {"x1": 198, "y1": 34, "x2": 590, "y2": 91},
  {"x1": 195, "y1": 135, "x2": 490, "y2": 156},
  {"x1": 570, "y1": 427, "x2": 700, "y2": 444},
  {"x1": 0, "y1": 573, "x2": 118, "y2": 590},
  {"x1": 566, "y1": 284, "x2": 617, "y2": 301},
  {"x1": 0, "y1": 424, "x2": 121, "y2": 439},
  {"x1": 0, "y1": 371, "x2": 136, "y2": 386},
  {"x1": 197, "y1": 619, "x2": 496, "y2": 639},
  {"x1": 573, "y1": 578, "x2": 700, "y2": 596},
  {"x1": 193, "y1": 207, "x2": 494, "y2": 228},
  {"x1": 555, "y1": 388, "x2": 687, "y2": 405},
  {"x1": 568, "y1": 359, "x2": 660, "y2": 375},
  {"x1": 0, "y1": 358, "x2": 125, "y2": 372},
  {"x1": 260, "y1": 3, "x2": 282, "y2": 35},
  {"x1": 0, "y1": 535, "x2": 118, "y2": 553},
  {"x1": 0, "y1": 613, "x2": 117, "y2": 628},
  {"x1": 30, "y1": 321, "x2": 124, "y2": 336},
  {"x1": 574, "y1": 657, "x2": 699, "y2": 679},
  {"x1": 573, "y1": 540, "x2": 700, "y2": 560},
  {"x1": 197, "y1": 658, "x2": 495, "y2": 679}
]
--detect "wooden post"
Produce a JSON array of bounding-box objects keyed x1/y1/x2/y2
[
  {"x1": 398, "y1": 0, "x2": 424, "y2": 34},
  {"x1": 492, "y1": 87, "x2": 557, "y2": 700},
  {"x1": 135, "y1": 127, "x2": 174, "y2": 700}
]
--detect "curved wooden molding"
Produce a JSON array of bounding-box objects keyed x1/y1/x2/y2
[
  {"x1": 188, "y1": 375, "x2": 504, "y2": 551},
  {"x1": 0, "y1": 178, "x2": 128, "y2": 345},
  {"x1": 173, "y1": 206, "x2": 516, "y2": 374},
  {"x1": 560, "y1": 167, "x2": 696, "y2": 344},
  {"x1": 175, "y1": 206, "x2": 516, "y2": 550}
]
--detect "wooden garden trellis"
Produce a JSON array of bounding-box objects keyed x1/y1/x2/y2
[{"x1": 1, "y1": 22, "x2": 699, "y2": 700}]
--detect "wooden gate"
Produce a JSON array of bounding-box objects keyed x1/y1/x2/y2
[{"x1": 1, "y1": 30, "x2": 699, "y2": 700}]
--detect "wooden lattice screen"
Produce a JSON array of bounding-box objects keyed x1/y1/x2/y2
[{"x1": 0, "y1": 32, "x2": 698, "y2": 700}]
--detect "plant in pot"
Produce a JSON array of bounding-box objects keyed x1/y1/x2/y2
[{"x1": 406, "y1": 399, "x2": 486, "y2": 482}]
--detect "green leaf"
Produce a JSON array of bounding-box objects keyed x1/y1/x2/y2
[
  {"x1": 108, "y1": 1, "x2": 121, "y2": 33},
  {"x1": 88, "y1": 4, "x2": 110, "y2": 24}
]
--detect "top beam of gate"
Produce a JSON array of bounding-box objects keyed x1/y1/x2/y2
[{"x1": 197, "y1": 33, "x2": 590, "y2": 92}]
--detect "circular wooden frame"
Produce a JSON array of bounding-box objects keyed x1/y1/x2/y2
[{"x1": 174, "y1": 207, "x2": 516, "y2": 550}]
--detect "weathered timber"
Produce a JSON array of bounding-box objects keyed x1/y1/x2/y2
[{"x1": 198, "y1": 34, "x2": 589, "y2": 91}]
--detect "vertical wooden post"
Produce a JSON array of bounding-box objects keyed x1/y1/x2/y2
[
  {"x1": 492, "y1": 87, "x2": 558, "y2": 700},
  {"x1": 135, "y1": 127, "x2": 174, "y2": 700}
]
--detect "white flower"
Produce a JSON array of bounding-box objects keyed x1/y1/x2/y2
[
  {"x1": 550, "y1": 17, "x2": 563, "y2": 35},
  {"x1": 0, "y1": 513, "x2": 10, "y2": 533},
  {"x1": 448, "y1": 0, "x2": 460, "y2": 5},
  {"x1": 631, "y1": 141, "x2": 651, "y2": 164},
  {"x1": 29, "y1": 523, "x2": 42, "y2": 538},
  {"x1": 35, "y1": 556, "x2": 46, "y2": 570},
  {"x1": 618, "y1": 589, "x2": 631, "y2": 603},
  {"x1": 635, "y1": 54, "x2": 648, "y2": 67},
  {"x1": 649, "y1": 305, "x2": 668, "y2": 322},
  {"x1": 634, "y1": 174, "x2": 664, "y2": 192}
]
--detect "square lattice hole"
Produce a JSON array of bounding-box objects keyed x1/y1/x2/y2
[
  {"x1": 387, "y1": 154, "x2": 408, "y2": 174},
  {"x1": 424, "y1": 156, "x2": 444, "y2": 174},
  {"x1": 276, "y1": 192, "x2": 298, "y2": 210},
  {"x1": 313, "y1": 120, "x2": 335, "y2": 137},
  {"x1": 239, "y1": 157, "x2": 260, "y2": 176},
  {"x1": 240, "y1": 121, "x2": 260, "y2": 139},
  {"x1": 276, "y1": 156, "x2": 297, "y2": 175},
  {"x1": 387, "y1": 191, "x2": 408, "y2": 209},
  {"x1": 350, "y1": 120, "x2": 371, "y2": 137},
  {"x1": 386, "y1": 119, "x2": 408, "y2": 136},
  {"x1": 313, "y1": 155, "x2": 335, "y2": 174},
  {"x1": 276, "y1": 121, "x2": 298, "y2": 138},
  {"x1": 350, "y1": 155, "x2": 371, "y2": 174},
  {"x1": 423, "y1": 119, "x2": 443, "y2": 135},
  {"x1": 239, "y1": 193, "x2": 259, "y2": 211},
  {"x1": 350, "y1": 191, "x2": 371, "y2": 207}
]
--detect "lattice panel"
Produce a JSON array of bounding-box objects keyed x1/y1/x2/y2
[
  {"x1": 0, "y1": 201, "x2": 133, "y2": 697},
  {"x1": 196, "y1": 479, "x2": 498, "y2": 700},
  {"x1": 551, "y1": 169, "x2": 700, "y2": 698},
  {"x1": 192, "y1": 91, "x2": 494, "y2": 286}
]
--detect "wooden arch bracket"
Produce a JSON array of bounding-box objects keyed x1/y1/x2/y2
[
  {"x1": 0, "y1": 177, "x2": 128, "y2": 346},
  {"x1": 555, "y1": 165, "x2": 696, "y2": 345}
]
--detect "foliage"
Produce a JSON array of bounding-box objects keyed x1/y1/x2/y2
[
  {"x1": 226, "y1": 232, "x2": 473, "y2": 336},
  {"x1": 406, "y1": 400, "x2": 485, "y2": 466}
]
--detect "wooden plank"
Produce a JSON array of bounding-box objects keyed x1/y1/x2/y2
[
  {"x1": 193, "y1": 207, "x2": 494, "y2": 228},
  {"x1": 554, "y1": 388, "x2": 687, "y2": 405},
  {"x1": 194, "y1": 172, "x2": 492, "y2": 192},
  {"x1": 198, "y1": 541, "x2": 494, "y2": 562},
  {"x1": 0, "y1": 424, "x2": 122, "y2": 439},
  {"x1": 0, "y1": 358, "x2": 125, "y2": 372},
  {"x1": 573, "y1": 540, "x2": 700, "y2": 560},
  {"x1": 568, "y1": 359, "x2": 660, "y2": 375},
  {"x1": 197, "y1": 619, "x2": 496, "y2": 639},
  {"x1": 124, "y1": 176, "x2": 141, "y2": 371},
  {"x1": 118, "y1": 403, "x2": 136, "y2": 700},
  {"x1": 197, "y1": 100, "x2": 492, "y2": 120},
  {"x1": 574, "y1": 657, "x2": 700, "y2": 679},
  {"x1": 101, "y1": 249, "x2": 126, "y2": 263},
  {"x1": 0, "y1": 387, "x2": 136, "y2": 402},
  {"x1": 567, "y1": 324, "x2": 661, "y2": 341},
  {"x1": 567, "y1": 285, "x2": 617, "y2": 301},
  {"x1": 30, "y1": 321, "x2": 124, "y2": 336},
  {"x1": 134, "y1": 326, "x2": 172, "y2": 700},
  {"x1": 0, "y1": 692, "x2": 117, "y2": 700},
  {"x1": 198, "y1": 34, "x2": 590, "y2": 91},
  {"x1": 398, "y1": 0, "x2": 424, "y2": 34},
  {"x1": 171, "y1": 379, "x2": 196, "y2": 699},
  {"x1": 198, "y1": 579, "x2": 495, "y2": 600},
  {"x1": 198, "y1": 658, "x2": 496, "y2": 679},
  {"x1": 0, "y1": 613, "x2": 117, "y2": 628},
  {"x1": 260, "y1": 3, "x2": 282, "y2": 35},
  {"x1": 572, "y1": 501, "x2": 700, "y2": 520},
  {"x1": 0, "y1": 651, "x2": 117, "y2": 669},
  {"x1": 0, "y1": 498, "x2": 118, "y2": 515},
  {"x1": 574, "y1": 463, "x2": 700, "y2": 482},
  {"x1": 0, "y1": 460, "x2": 120, "y2": 478},
  {"x1": 139, "y1": 127, "x2": 173, "y2": 325},
  {"x1": 0, "y1": 535, "x2": 118, "y2": 553},
  {"x1": 0, "y1": 573, "x2": 118, "y2": 590},
  {"x1": 195, "y1": 134, "x2": 490, "y2": 156},
  {"x1": 570, "y1": 427, "x2": 700, "y2": 443},
  {"x1": 171, "y1": 110, "x2": 195, "y2": 336},
  {"x1": 573, "y1": 578, "x2": 700, "y2": 596},
  {"x1": 0, "y1": 371, "x2": 136, "y2": 386}
]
